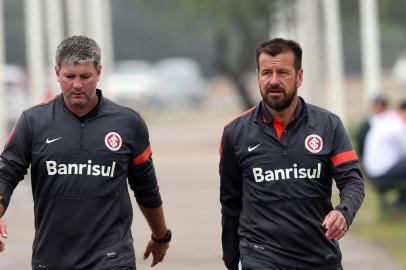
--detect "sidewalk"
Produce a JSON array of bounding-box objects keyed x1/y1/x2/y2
[
  {"x1": 341, "y1": 235, "x2": 404, "y2": 270},
  {"x1": 0, "y1": 103, "x2": 404, "y2": 270}
]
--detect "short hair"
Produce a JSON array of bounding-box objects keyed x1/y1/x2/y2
[
  {"x1": 372, "y1": 94, "x2": 388, "y2": 108},
  {"x1": 255, "y1": 38, "x2": 302, "y2": 72},
  {"x1": 55, "y1": 35, "x2": 101, "y2": 71}
]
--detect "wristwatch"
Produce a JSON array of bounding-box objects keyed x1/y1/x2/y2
[{"x1": 151, "y1": 229, "x2": 172, "y2": 243}]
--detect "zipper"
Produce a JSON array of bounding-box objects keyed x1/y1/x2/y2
[{"x1": 80, "y1": 121, "x2": 85, "y2": 150}]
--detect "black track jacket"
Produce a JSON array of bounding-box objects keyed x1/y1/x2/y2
[
  {"x1": 0, "y1": 90, "x2": 162, "y2": 270},
  {"x1": 220, "y1": 98, "x2": 364, "y2": 269}
]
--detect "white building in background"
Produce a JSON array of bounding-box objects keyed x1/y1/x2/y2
[
  {"x1": 322, "y1": 0, "x2": 346, "y2": 124},
  {"x1": 360, "y1": 0, "x2": 382, "y2": 105},
  {"x1": 25, "y1": 0, "x2": 45, "y2": 105},
  {"x1": 392, "y1": 53, "x2": 406, "y2": 88},
  {"x1": 24, "y1": 0, "x2": 114, "y2": 104},
  {"x1": 269, "y1": 0, "x2": 383, "y2": 125},
  {"x1": 45, "y1": 0, "x2": 64, "y2": 95}
]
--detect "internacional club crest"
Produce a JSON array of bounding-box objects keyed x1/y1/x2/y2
[
  {"x1": 105, "y1": 132, "x2": 122, "y2": 151},
  {"x1": 305, "y1": 134, "x2": 323, "y2": 153}
]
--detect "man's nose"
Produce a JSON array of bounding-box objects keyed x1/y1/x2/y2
[
  {"x1": 269, "y1": 73, "x2": 280, "y2": 86},
  {"x1": 73, "y1": 78, "x2": 84, "y2": 88}
]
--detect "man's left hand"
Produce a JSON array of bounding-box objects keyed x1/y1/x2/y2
[
  {"x1": 322, "y1": 210, "x2": 348, "y2": 240},
  {"x1": 143, "y1": 240, "x2": 169, "y2": 267}
]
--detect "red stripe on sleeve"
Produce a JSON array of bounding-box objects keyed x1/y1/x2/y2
[
  {"x1": 133, "y1": 145, "x2": 152, "y2": 165},
  {"x1": 5, "y1": 124, "x2": 16, "y2": 145},
  {"x1": 330, "y1": 150, "x2": 358, "y2": 167}
]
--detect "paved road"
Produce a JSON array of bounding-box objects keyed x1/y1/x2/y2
[{"x1": 0, "y1": 102, "x2": 404, "y2": 270}]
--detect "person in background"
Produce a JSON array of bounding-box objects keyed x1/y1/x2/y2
[
  {"x1": 0, "y1": 35, "x2": 171, "y2": 269},
  {"x1": 355, "y1": 94, "x2": 388, "y2": 160},
  {"x1": 219, "y1": 38, "x2": 364, "y2": 270},
  {"x1": 363, "y1": 100, "x2": 406, "y2": 209}
]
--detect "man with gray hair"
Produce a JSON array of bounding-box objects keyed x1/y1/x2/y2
[{"x1": 0, "y1": 35, "x2": 171, "y2": 269}]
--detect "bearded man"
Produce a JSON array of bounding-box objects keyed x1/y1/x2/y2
[{"x1": 219, "y1": 38, "x2": 364, "y2": 270}]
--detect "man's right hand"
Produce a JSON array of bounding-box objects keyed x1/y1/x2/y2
[{"x1": 0, "y1": 218, "x2": 7, "y2": 252}]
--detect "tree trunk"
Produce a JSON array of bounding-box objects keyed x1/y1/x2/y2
[
  {"x1": 214, "y1": 31, "x2": 255, "y2": 109},
  {"x1": 232, "y1": 74, "x2": 256, "y2": 109}
]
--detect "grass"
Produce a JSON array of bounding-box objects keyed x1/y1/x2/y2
[{"x1": 351, "y1": 183, "x2": 406, "y2": 267}]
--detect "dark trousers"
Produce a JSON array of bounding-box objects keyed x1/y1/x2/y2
[
  {"x1": 370, "y1": 158, "x2": 406, "y2": 192},
  {"x1": 240, "y1": 255, "x2": 343, "y2": 270}
]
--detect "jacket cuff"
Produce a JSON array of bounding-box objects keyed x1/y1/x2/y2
[
  {"x1": 0, "y1": 180, "x2": 14, "y2": 210},
  {"x1": 335, "y1": 205, "x2": 352, "y2": 226},
  {"x1": 222, "y1": 215, "x2": 240, "y2": 269}
]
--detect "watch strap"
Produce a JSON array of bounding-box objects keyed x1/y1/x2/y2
[{"x1": 151, "y1": 229, "x2": 172, "y2": 243}]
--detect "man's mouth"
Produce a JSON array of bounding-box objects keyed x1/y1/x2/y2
[{"x1": 267, "y1": 88, "x2": 285, "y2": 97}]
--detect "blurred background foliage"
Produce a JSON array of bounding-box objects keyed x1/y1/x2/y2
[
  {"x1": 4, "y1": 0, "x2": 406, "y2": 108},
  {"x1": 4, "y1": 0, "x2": 406, "y2": 74}
]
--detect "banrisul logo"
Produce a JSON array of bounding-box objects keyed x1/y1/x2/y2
[
  {"x1": 252, "y1": 163, "x2": 321, "y2": 182},
  {"x1": 305, "y1": 134, "x2": 323, "y2": 153},
  {"x1": 46, "y1": 160, "x2": 116, "y2": 177},
  {"x1": 105, "y1": 132, "x2": 122, "y2": 151}
]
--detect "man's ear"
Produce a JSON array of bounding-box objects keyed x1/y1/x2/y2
[
  {"x1": 297, "y1": 68, "x2": 303, "y2": 87},
  {"x1": 54, "y1": 66, "x2": 60, "y2": 82},
  {"x1": 97, "y1": 65, "x2": 102, "y2": 81}
]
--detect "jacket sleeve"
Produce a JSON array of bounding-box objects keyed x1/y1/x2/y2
[
  {"x1": 127, "y1": 115, "x2": 162, "y2": 208},
  {"x1": 0, "y1": 113, "x2": 31, "y2": 211},
  {"x1": 219, "y1": 128, "x2": 242, "y2": 270},
  {"x1": 329, "y1": 118, "x2": 365, "y2": 227}
]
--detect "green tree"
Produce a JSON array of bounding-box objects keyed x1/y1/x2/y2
[{"x1": 179, "y1": 0, "x2": 283, "y2": 109}]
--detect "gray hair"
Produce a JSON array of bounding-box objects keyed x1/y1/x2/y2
[{"x1": 55, "y1": 35, "x2": 101, "y2": 71}]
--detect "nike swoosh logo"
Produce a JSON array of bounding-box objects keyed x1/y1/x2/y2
[
  {"x1": 46, "y1": 137, "x2": 63, "y2": 144},
  {"x1": 248, "y1": 143, "x2": 261, "y2": 152}
]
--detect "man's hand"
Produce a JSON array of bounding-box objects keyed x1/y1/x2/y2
[
  {"x1": 322, "y1": 210, "x2": 348, "y2": 240},
  {"x1": 143, "y1": 240, "x2": 169, "y2": 267},
  {"x1": 0, "y1": 218, "x2": 7, "y2": 252}
]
